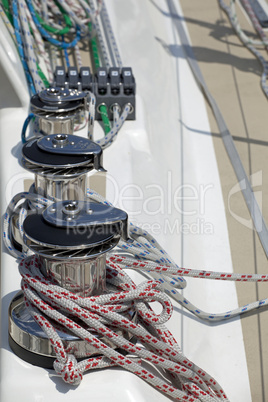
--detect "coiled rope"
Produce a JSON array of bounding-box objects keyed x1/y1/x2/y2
[
  {"x1": 4, "y1": 188, "x2": 268, "y2": 323},
  {"x1": 19, "y1": 254, "x2": 229, "y2": 401}
]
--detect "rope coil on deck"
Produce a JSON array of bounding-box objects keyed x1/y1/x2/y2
[{"x1": 19, "y1": 255, "x2": 229, "y2": 401}]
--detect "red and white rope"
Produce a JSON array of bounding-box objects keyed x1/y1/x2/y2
[
  {"x1": 19, "y1": 255, "x2": 228, "y2": 401},
  {"x1": 240, "y1": 0, "x2": 268, "y2": 48},
  {"x1": 110, "y1": 254, "x2": 268, "y2": 283},
  {"x1": 109, "y1": 254, "x2": 268, "y2": 321},
  {"x1": 47, "y1": 0, "x2": 62, "y2": 17}
]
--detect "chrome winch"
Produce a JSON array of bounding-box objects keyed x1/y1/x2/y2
[
  {"x1": 9, "y1": 200, "x2": 131, "y2": 367},
  {"x1": 30, "y1": 87, "x2": 88, "y2": 135},
  {"x1": 22, "y1": 133, "x2": 104, "y2": 201},
  {"x1": 11, "y1": 133, "x2": 104, "y2": 249}
]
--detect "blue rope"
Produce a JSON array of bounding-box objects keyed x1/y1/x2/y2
[
  {"x1": 12, "y1": 0, "x2": 36, "y2": 94},
  {"x1": 26, "y1": 0, "x2": 81, "y2": 49},
  {"x1": 21, "y1": 113, "x2": 34, "y2": 143},
  {"x1": 59, "y1": 18, "x2": 70, "y2": 68},
  {"x1": 61, "y1": 31, "x2": 70, "y2": 67},
  {"x1": 63, "y1": 46, "x2": 70, "y2": 68}
]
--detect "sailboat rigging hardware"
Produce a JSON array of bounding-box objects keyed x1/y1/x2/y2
[
  {"x1": 22, "y1": 133, "x2": 104, "y2": 201},
  {"x1": 9, "y1": 200, "x2": 132, "y2": 368},
  {"x1": 54, "y1": 66, "x2": 136, "y2": 122},
  {"x1": 11, "y1": 133, "x2": 104, "y2": 250},
  {"x1": 30, "y1": 87, "x2": 89, "y2": 135}
]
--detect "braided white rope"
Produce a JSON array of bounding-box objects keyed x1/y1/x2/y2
[
  {"x1": 0, "y1": 3, "x2": 16, "y2": 42},
  {"x1": 78, "y1": 0, "x2": 97, "y2": 26},
  {"x1": 113, "y1": 104, "x2": 120, "y2": 125},
  {"x1": 56, "y1": 0, "x2": 87, "y2": 32},
  {"x1": 86, "y1": 188, "x2": 268, "y2": 322},
  {"x1": 239, "y1": 0, "x2": 268, "y2": 45},
  {"x1": 4, "y1": 187, "x2": 266, "y2": 324},
  {"x1": 41, "y1": 0, "x2": 48, "y2": 22},
  {"x1": 19, "y1": 255, "x2": 228, "y2": 400},
  {"x1": 18, "y1": 0, "x2": 44, "y2": 92},
  {"x1": 89, "y1": 0, "x2": 111, "y2": 67},
  {"x1": 46, "y1": 0, "x2": 62, "y2": 17},
  {"x1": 49, "y1": 43, "x2": 58, "y2": 72},
  {"x1": 228, "y1": 0, "x2": 268, "y2": 46},
  {"x1": 101, "y1": 0, "x2": 122, "y2": 67},
  {"x1": 110, "y1": 255, "x2": 268, "y2": 322},
  {"x1": 66, "y1": 0, "x2": 86, "y2": 18},
  {"x1": 3, "y1": 188, "x2": 267, "y2": 398},
  {"x1": 24, "y1": 2, "x2": 53, "y2": 82},
  {"x1": 96, "y1": 104, "x2": 130, "y2": 148},
  {"x1": 74, "y1": 43, "x2": 83, "y2": 68},
  {"x1": 219, "y1": 0, "x2": 268, "y2": 97}
]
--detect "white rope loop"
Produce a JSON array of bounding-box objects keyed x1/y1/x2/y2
[
  {"x1": 110, "y1": 254, "x2": 268, "y2": 321},
  {"x1": 4, "y1": 189, "x2": 268, "y2": 324},
  {"x1": 18, "y1": 255, "x2": 228, "y2": 401},
  {"x1": 3, "y1": 191, "x2": 53, "y2": 258},
  {"x1": 54, "y1": 354, "x2": 83, "y2": 386}
]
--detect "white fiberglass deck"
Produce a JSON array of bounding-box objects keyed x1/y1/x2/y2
[{"x1": 0, "y1": 1, "x2": 251, "y2": 401}]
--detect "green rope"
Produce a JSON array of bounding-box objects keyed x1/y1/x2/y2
[
  {"x1": 37, "y1": 63, "x2": 50, "y2": 87},
  {"x1": 88, "y1": 22, "x2": 100, "y2": 71},
  {"x1": 34, "y1": 1, "x2": 73, "y2": 35},
  {"x1": 91, "y1": 36, "x2": 100, "y2": 69},
  {"x1": 88, "y1": 23, "x2": 111, "y2": 135},
  {"x1": 99, "y1": 104, "x2": 111, "y2": 134},
  {"x1": 2, "y1": 0, "x2": 13, "y2": 24},
  {"x1": 2, "y1": 0, "x2": 51, "y2": 88}
]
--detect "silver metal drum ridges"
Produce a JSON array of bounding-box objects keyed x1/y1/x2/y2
[
  {"x1": 8, "y1": 200, "x2": 132, "y2": 367},
  {"x1": 30, "y1": 87, "x2": 88, "y2": 135},
  {"x1": 11, "y1": 134, "x2": 104, "y2": 249},
  {"x1": 22, "y1": 133, "x2": 104, "y2": 201},
  {"x1": 23, "y1": 200, "x2": 128, "y2": 296}
]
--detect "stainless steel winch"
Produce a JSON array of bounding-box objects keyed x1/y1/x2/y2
[
  {"x1": 11, "y1": 133, "x2": 104, "y2": 249},
  {"x1": 22, "y1": 133, "x2": 104, "y2": 201},
  {"x1": 30, "y1": 87, "x2": 88, "y2": 135},
  {"x1": 9, "y1": 200, "x2": 132, "y2": 368}
]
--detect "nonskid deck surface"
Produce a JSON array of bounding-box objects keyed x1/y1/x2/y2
[
  {"x1": 179, "y1": 1, "x2": 268, "y2": 400},
  {"x1": 2, "y1": 0, "x2": 267, "y2": 401}
]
